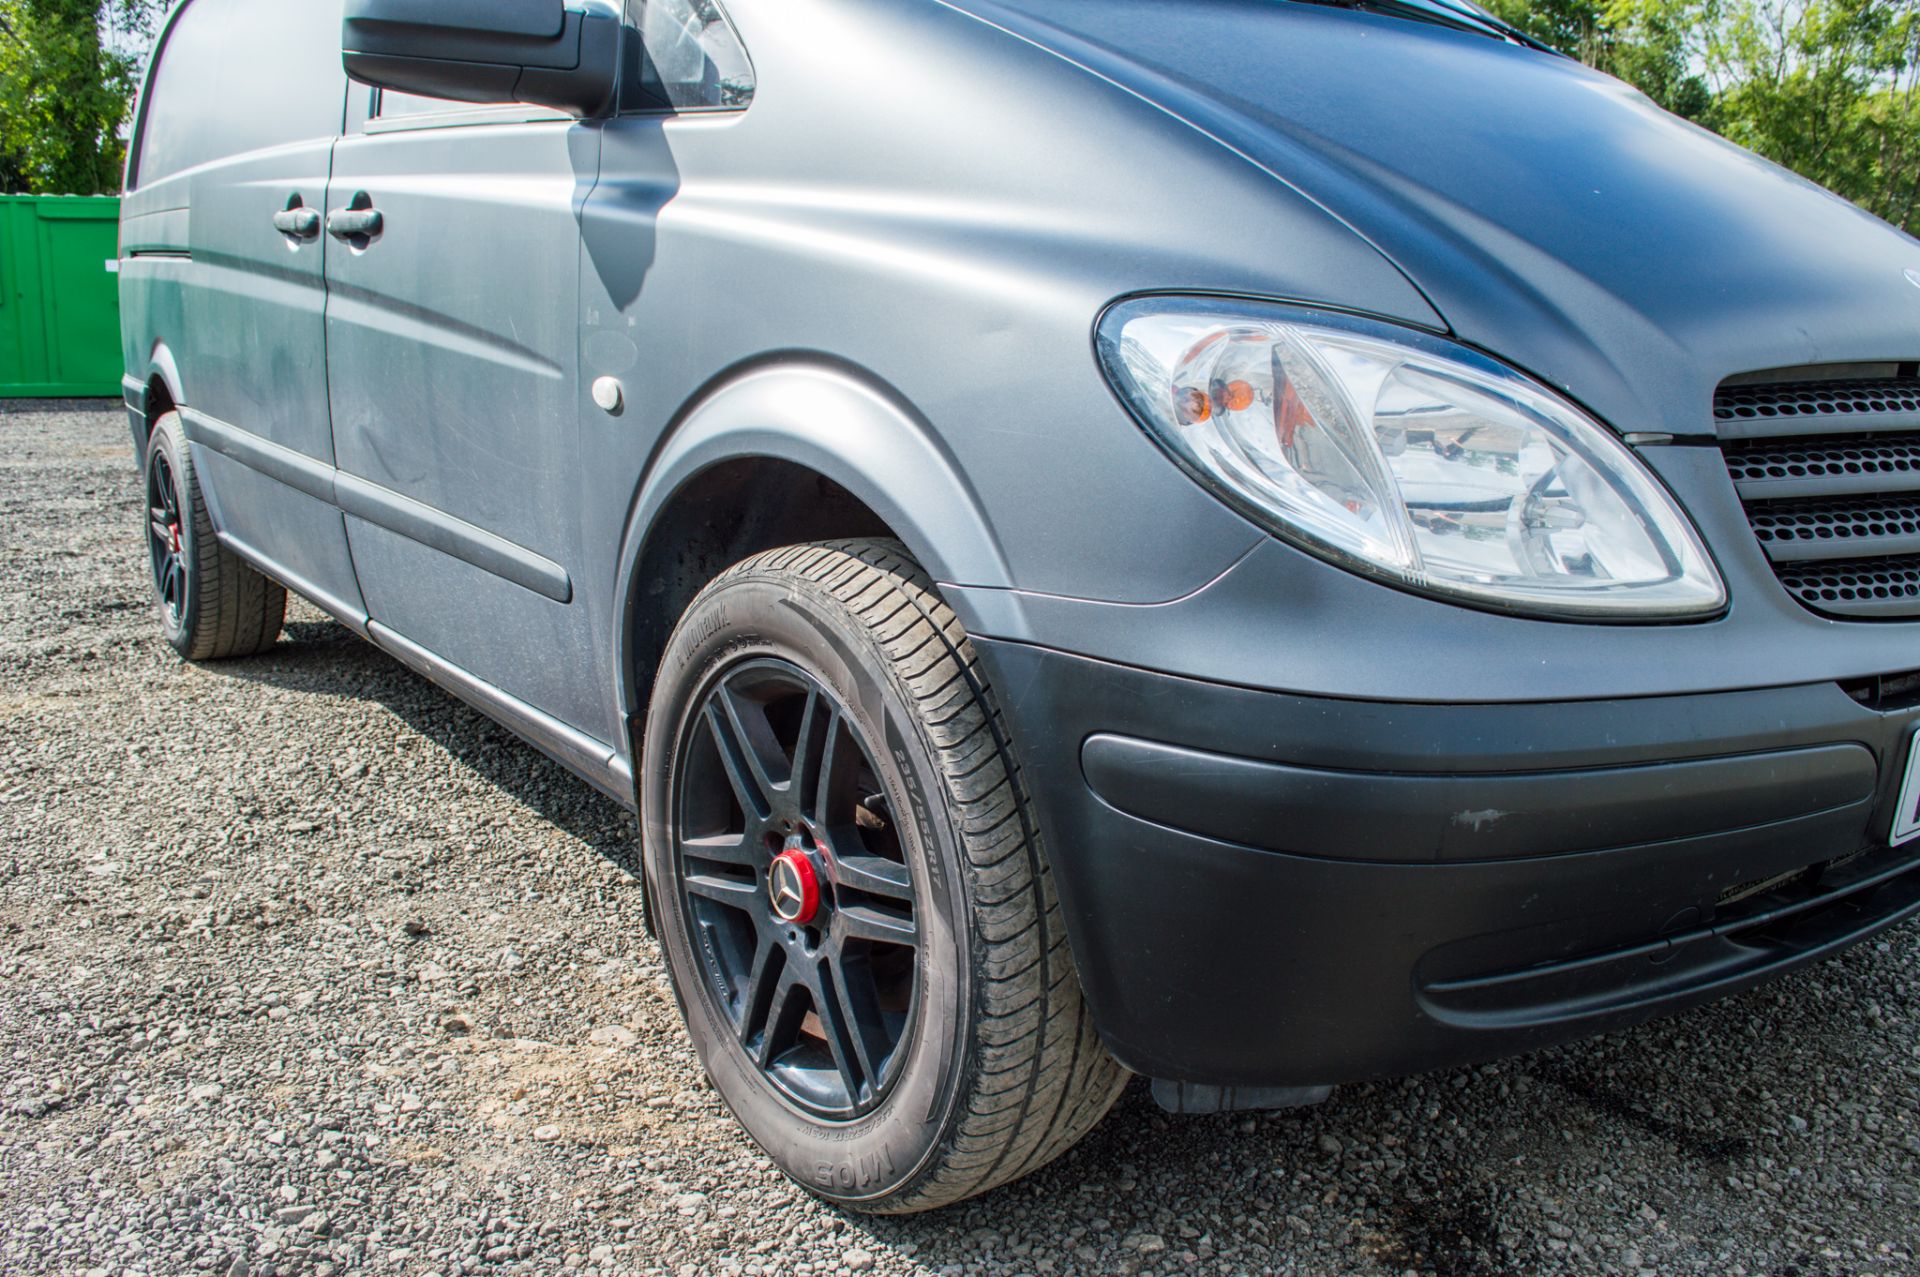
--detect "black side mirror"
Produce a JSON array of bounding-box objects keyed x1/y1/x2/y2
[{"x1": 342, "y1": 0, "x2": 620, "y2": 117}]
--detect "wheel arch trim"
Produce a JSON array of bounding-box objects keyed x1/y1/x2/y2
[
  {"x1": 124, "y1": 342, "x2": 186, "y2": 463},
  {"x1": 610, "y1": 358, "x2": 1014, "y2": 738},
  {"x1": 140, "y1": 341, "x2": 186, "y2": 416}
]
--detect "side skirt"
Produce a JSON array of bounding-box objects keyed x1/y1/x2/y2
[
  {"x1": 366, "y1": 620, "x2": 637, "y2": 812},
  {"x1": 217, "y1": 529, "x2": 371, "y2": 639},
  {"x1": 217, "y1": 529, "x2": 637, "y2": 813}
]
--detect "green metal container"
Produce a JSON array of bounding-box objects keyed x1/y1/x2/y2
[{"x1": 0, "y1": 195, "x2": 124, "y2": 398}]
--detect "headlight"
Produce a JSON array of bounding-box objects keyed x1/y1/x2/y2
[{"x1": 1097, "y1": 299, "x2": 1725, "y2": 620}]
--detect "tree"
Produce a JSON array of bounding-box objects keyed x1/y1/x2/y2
[
  {"x1": 1703, "y1": 0, "x2": 1920, "y2": 233},
  {"x1": 1489, "y1": 0, "x2": 1920, "y2": 236},
  {"x1": 0, "y1": 0, "x2": 160, "y2": 195},
  {"x1": 1483, "y1": 0, "x2": 1716, "y2": 118}
]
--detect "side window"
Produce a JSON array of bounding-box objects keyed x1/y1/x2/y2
[
  {"x1": 365, "y1": 86, "x2": 577, "y2": 132},
  {"x1": 372, "y1": 89, "x2": 470, "y2": 122},
  {"x1": 133, "y1": 0, "x2": 347, "y2": 188},
  {"x1": 622, "y1": 0, "x2": 754, "y2": 113}
]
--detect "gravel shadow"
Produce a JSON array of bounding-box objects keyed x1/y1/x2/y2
[{"x1": 206, "y1": 613, "x2": 642, "y2": 881}]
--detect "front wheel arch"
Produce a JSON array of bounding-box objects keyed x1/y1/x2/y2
[{"x1": 610, "y1": 361, "x2": 1016, "y2": 767}]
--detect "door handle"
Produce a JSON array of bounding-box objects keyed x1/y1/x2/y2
[
  {"x1": 326, "y1": 207, "x2": 384, "y2": 241},
  {"x1": 272, "y1": 206, "x2": 322, "y2": 239}
]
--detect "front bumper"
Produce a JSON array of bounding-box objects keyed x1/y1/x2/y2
[{"x1": 975, "y1": 639, "x2": 1920, "y2": 1088}]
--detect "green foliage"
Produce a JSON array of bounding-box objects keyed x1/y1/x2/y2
[
  {"x1": 1705, "y1": 0, "x2": 1920, "y2": 232},
  {"x1": 1489, "y1": 0, "x2": 1920, "y2": 235},
  {"x1": 1484, "y1": 0, "x2": 1716, "y2": 117},
  {"x1": 0, "y1": 0, "x2": 159, "y2": 195}
]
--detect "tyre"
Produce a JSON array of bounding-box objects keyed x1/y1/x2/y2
[
  {"x1": 143, "y1": 411, "x2": 286, "y2": 661},
  {"x1": 642, "y1": 539, "x2": 1126, "y2": 1213}
]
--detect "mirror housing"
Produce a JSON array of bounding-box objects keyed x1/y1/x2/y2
[{"x1": 342, "y1": 0, "x2": 620, "y2": 117}]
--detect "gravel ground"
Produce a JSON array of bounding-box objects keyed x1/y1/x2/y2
[{"x1": 2, "y1": 401, "x2": 1918, "y2": 1277}]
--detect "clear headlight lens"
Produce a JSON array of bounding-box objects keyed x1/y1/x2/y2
[{"x1": 1098, "y1": 299, "x2": 1725, "y2": 619}]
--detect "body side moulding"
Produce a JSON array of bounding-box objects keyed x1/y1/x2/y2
[{"x1": 178, "y1": 408, "x2": 573, "y2": 604}]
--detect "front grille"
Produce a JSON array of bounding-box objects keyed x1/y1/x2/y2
[
  {"x1": 1722, "y1": 435, "x2": 1920, "y2": 489},
  {"x1": 1775, "y1": 557, "x2": 1920, "y2": 611},
  {"x1": 1716, "y1": 377, "x2": 1920, "y2": 425},
  {"x1": 1717, "y1": 372, "x2": 1920, "y2": 619},
  {"x1": 1716, "y1": 865, "x2": 1814, "y2": 908},
  {"x1": 1749, "y1": 494, "x2": 1920, "y2": 556},
  {"x1": 1842, "y1": 667, "x2": 1920, "y2": 711}
]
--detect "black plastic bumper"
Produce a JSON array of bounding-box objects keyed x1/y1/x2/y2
[{"x1": 975, "y1": 639, "x2": 1920, "y2": 1088}]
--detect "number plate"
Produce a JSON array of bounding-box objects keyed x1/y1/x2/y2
[{"x1": 1892, "y1": 731, "x2": 1920, "y2": 846}]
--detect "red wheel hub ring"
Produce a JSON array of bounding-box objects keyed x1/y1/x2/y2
[{"x1": 768, "y1": 848, "x2": 821, "y2": 925}]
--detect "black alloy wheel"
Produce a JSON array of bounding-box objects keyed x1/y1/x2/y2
[
  {"x1": 643, "y1": 540, "x2": 1126, "y2": 1214},
  {"x1": 140, "y1": 411, "x2": 287, "y2": 661},
  {"x1": 147, "y1": 445, "x2": 188, "y2": 629},
  {"x1": 674, "y1": 658, "x2": 920, "y2": 1120}
]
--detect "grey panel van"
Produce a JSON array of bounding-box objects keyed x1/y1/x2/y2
[{"x1": 121, "y1": 0, "x2": 1920, "y2": 1211}]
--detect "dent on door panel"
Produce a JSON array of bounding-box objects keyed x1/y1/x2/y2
[{"x1": 323, "y1": 118, "x2": 613, "y2": 743}]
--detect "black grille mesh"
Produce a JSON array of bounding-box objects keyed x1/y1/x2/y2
[
  {"x1": 1775, "y1": 556, "x2": 1920, "y2": 609},
  {"x1": 1715, "y1": 377, "x2": 1920, "y2": 423},
  {"x1": 1717, "y1": 374, "x2": 1920, "y2": 619},
  {"x1": 1749, "y1": 495, "x2": 1920, "y2": 549},
  {"x1": 1722, "y1": 436, "x2": 1920, "y2": 486}
]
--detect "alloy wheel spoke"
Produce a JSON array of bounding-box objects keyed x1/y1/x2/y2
[
  {"x1": 790, "y1": 690, "x2": 834, "y2": 820},
  {"x1": 754, "y1": 966, "x2": 810, "y2": 1070},
  {"x1": 808, "y1": 713, "x2": 848, "y2": 829},
  {"x1": 681, "y1": 832, "x2": 762, "y2": 871},
  {"x1": 805, "y1": 958, "x2": 866, "y2": 1103},
  {"x1": 704, "y1": 688, "x2": 789, "y2": 823},
  {"x1": 735, "y1": 938, "x2": 784, "y2": 1046},
  {"x1": 831, "y1": 852, "x2": 914, "y2": 904},
  {"x1": 825, "y1": 954, "x2": 887, "y2": 1093},
  {"x1": 838, "y1": 902, "x2": 918, "y2": 947},
  {"x1": 683, "y1": 871, "x2": 764, "y2": 917}
]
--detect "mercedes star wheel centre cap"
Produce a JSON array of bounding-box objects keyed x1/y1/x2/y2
[{"x1": 768, "y1": 847, "x2": 821, "y2": 925}]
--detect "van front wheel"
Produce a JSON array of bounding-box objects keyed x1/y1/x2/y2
[{"x1": 642, "y1": 540, "x2": 1125, "y2": 1213}]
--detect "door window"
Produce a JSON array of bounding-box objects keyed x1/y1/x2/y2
[
  {"x1": 622, "y1": 0, "x2": 754, "y2": 113},
  {"x1": 362, "y1": 86, "x2": 574, "y2": 134},
  {"x1": 373, "y1": 88, "x2": 466, "y2": 121}
]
